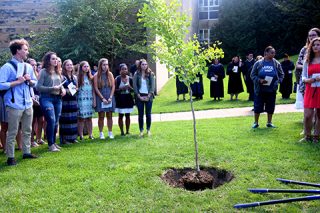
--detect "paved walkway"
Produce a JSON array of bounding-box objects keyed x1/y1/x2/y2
[{"x1": 92, "y1": 104, "x2": 302, "y2": 127}]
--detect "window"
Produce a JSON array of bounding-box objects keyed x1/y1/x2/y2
[
  {"x1": 199, "y1": 29, "x2": 210, "y2": 43},
  {"x1": 199, "y1": 0, "x2": 219, "y2": 20}
]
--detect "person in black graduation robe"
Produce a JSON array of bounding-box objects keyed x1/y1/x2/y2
[
  {"x1": 190, "y1": 73, "x2": 204, "y2": 100},
  {"x1": 227, "y1": 56, "x2": 244, "y2": 100},
  {"x1": 176, "y1": 76, "x2": 188, "y2": 101},
  {"x1": 243, "y1": 53, "x2": 255, "y2": 101},
  {"x1": 207, "y1": 58, "x2": 225, "y2": 100},
  {"x1": 280, "y1": 54, "x2": 295, "y2": 99}
]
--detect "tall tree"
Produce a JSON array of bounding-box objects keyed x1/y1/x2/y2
[
  {"x1": 211, "y1": 0, "x2": 315, "y2": 61},
  {"x1": 29, "y1": 0, "x2": 147, "y2": 67},
  {"x1": 138, "y1": 0, "x2": 224, "y2": 173}
]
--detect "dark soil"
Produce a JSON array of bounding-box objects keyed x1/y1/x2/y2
[{"x1": 161, "y1": 166, "x2": 234, "y2": 191}]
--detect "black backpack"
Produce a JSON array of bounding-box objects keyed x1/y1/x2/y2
[
  {"x1": 0, "y1": 61, "x2": 17, "y2": 102},
  {"x1": 0, "y1": 60, "x2": 29, "y2": 103}
]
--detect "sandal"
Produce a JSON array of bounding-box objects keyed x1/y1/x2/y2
[
  {"x1": 31, "y1": 141, "x2": 39, "y2": 147},
  {"x1": 37, "y1": 139, "x2": 46, "y2": 145}
]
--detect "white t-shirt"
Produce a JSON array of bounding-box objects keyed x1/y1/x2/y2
[{"x1": 139, "y1": 78, "x2": 148, "y2": 94}]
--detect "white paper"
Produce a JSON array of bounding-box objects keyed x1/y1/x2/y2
[
  {"x1": 311, "y1": 73, "x2": 320, "y2": 87},
  {"x1": 232, "y1": 66, "x2": 238, "y2": 73},
  {"x1": 210, "y1": 76, "x2": 217, "y2": 82},
  {"x1": 32, "y1": 95, "x2": 40, "y2": 106},
  {"x1": 263, "y1": 76, "x2": 273, "y2": 86},
  {"x1": 57, "y1": 80, "x2": 67, "y2": 87},
  {"x1": 16, "y1": 63, "x2": 24, "y2": 78},
  {"x1": 101, "y1": 101, "x2": 112, "y2": 108},
  {"x1": 67, "y1": 82, "x2": 77, "y2": 96}
]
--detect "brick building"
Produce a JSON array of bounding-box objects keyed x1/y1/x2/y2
[{"x1": 0, "y1": 0, "x2": 56, "y2": 50}]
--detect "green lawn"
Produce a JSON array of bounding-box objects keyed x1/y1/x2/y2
[
  {"x1": 152, "y1": 55, "x2": 298, "y2": 114},
  {"x1": 2, "y1": 112, "x2": 320, "y2": 212}
]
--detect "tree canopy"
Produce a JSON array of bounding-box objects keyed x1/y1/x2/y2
[
  {"x1": 28, "y1": 0, "x2": 147, "y2": 68},
  {"x1": 211, "y1": 0, "x2": 320, "y2": 61}
]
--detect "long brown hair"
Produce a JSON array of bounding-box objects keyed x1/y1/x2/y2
[
  {"x1": 306, "y1": 37, "x2": 320, "y2": 64},
  {"x1": 41, "y1": 51, "x2": 61, "y2": 76},
  {"x1": 137, "y1": 59, "x2": 152, "y2": 76},
  {"x1": 77, "y1": 61, "x2": 92, "y2": 87},
  {"x1": 97, "y1": 58, "x2": 113, "y2": 88}
]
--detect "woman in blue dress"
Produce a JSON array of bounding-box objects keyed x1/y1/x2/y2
[
  {"x1": 93, "y1": 58, "x2": 115, "y2": 139},
  {"x1": 77, "y1": 61, "x2": 95, "y2": 140}
]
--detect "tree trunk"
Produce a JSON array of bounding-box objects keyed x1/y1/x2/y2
[{"x1": 188, "y1": 85, "x2": 200, "y2": 174}]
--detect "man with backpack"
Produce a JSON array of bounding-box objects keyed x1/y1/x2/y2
[{"x1": 0, "y1": 39, "x2": 38, "y2": 166}]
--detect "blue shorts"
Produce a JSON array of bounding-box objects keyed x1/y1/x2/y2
[{"x1": 254, "y1": 92, "x2": 276, "y2": 114}]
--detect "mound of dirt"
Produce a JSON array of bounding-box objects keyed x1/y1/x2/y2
[{"x1": 161, "y1": 166, "x2": 234, "y2": 191}]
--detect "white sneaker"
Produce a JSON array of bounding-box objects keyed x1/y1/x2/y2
[
  {"x1": 49, "y1": 144, "x2": 60, "y2": 152},
  {"x1": 139, "y1": 131, "x2": 144, "y2": 137},
  {"x1": 100, "y1": 132, "x2": 105, "y2": 139},
  {"x1": 108, "y1": 132, "x2": 114, "y2": 139},
  {"x1": 147, "y1": 130, "x2": 151, "y2": 137}
]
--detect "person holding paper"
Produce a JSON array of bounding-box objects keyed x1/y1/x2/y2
[
  {"x1": 0, "y1": 39, "x2": 38, "y2": 165},
  {"x1": 59, "y1": 59, "x2": 79, "y2": 144},
  {"x1": 93, "y1": 58, "x2": 115, "y2": 139},
  {"x1": 207, "y1": 58, "x2": 225, "y2": 101},
  {"x1": 226, "y1": 56, "x2": 244, "y2": 100},
  {"x1": 77, "y1": 61, "x2": 95, "y2": 140},
  {"x1": 115, "y1": 63, "x2": 134, "y2": 135},
  {"x1": 133, "y1": 59, "x2": 155, "y2": 137},
  {"x1": 37, "y1": 52, "x2": 66, "y2": 152},
  {"x1": 250, "y1": 46, "x2": 284, "y2": 129},
  {"x1": 301, "y1": 37, "x2": 320, "y2": 143},
  {"x1": 295, "y1": 28, "x2": 320, "y2": 92}
]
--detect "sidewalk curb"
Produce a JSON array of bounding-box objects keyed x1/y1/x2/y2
[{"x1": 92, "y1": 104, "x2": 302, "y2": 127}]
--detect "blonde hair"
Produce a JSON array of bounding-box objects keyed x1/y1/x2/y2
[
  {"x1": 97, "y1": 58, "x2": 113, "y2": 88},
  {"x1": 62, "y1": 59, "x2": 74, "y2": 76}
]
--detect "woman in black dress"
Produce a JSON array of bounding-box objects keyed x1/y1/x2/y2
[
  {"x1": 115, "y1": 63, "x2": 134, "y2": 135},
  {"x1": 227, "y1": 56, "x2": 244, "y2": 100},
  {"x1": 207, "y1": 58, "x2": 225, "y2": 100}
]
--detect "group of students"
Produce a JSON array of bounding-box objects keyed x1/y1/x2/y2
[
  {"x1": 176, "y1": 27, "x2": 320, "y2": 134},
  {"x1": 176, "y1": 54, "x2": 295, "y2": 103},
  {"x1": 0, "y1": 38, "x2": 155, "y2": 166}
]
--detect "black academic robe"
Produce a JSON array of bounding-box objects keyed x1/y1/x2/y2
[
  {"x1": 176, "y1": 77, "x2": 188, "y2": 95},
  {"x1": 207, "y1": 63, "x2": 225, "y2": 98},
  {"x1": 227, "y1": 62, "x2": 244, "y2": 94},
  {"x1": 190, "y1": 73, "x2": 204, "y2": 99},
  {"x1": 280, "y1": 60, "x2": 295, "y2": 98}
]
